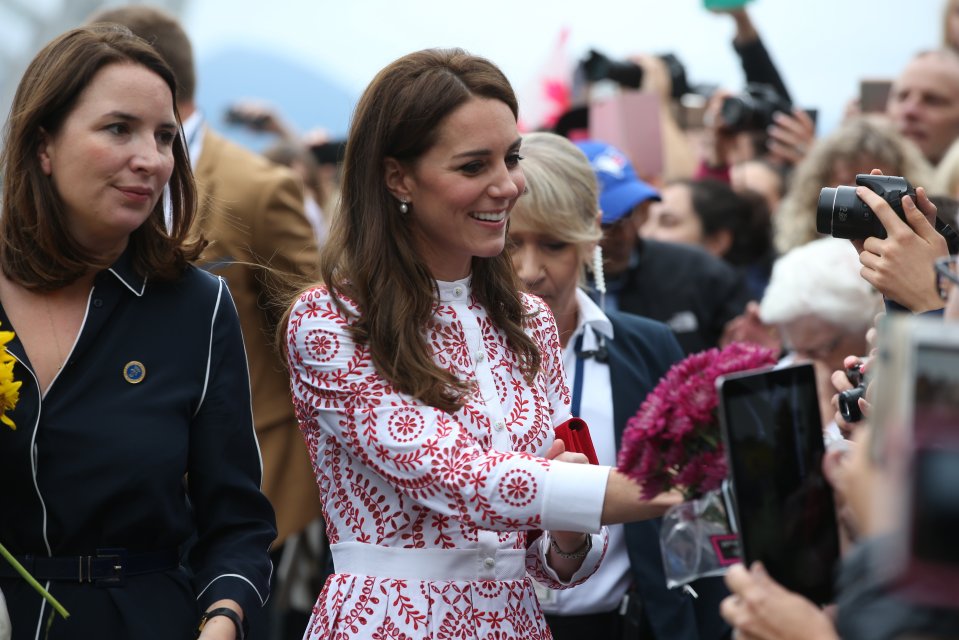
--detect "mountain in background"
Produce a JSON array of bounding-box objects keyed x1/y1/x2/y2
[{"x1": 196, "y1": 46, "x2": 356, "y2": 152}]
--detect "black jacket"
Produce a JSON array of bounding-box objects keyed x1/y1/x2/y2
[
  {"x1": 603, "y1": 239, "x2": 753, "y2": 355},
  {"x1": 0, "y1": 253, "x2": 277, "y2": 639}
]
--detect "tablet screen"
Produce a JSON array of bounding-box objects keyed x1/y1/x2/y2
[{"x1": 718, "y1": 362, "x2": 840, "y2": 604}]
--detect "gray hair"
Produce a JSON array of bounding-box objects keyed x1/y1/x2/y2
[{"x1": 759, "y1": 238, "x2": 883, "y2": 330}]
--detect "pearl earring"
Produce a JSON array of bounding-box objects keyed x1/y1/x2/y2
[
  {"x1": 592, "y1": 245, "x2": 607, "y2": 310},
  {"x1": 399, "y1": 200, "x2": 409, "y2": 214}
]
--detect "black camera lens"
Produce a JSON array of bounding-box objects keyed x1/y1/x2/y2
[
  {"x1": 816, "y1": 186, "x2": 883, "y2": 238},
  {"x1": 719, "y1": 83, "x2": 791, "y2": 133},
  {"x1": 816, "y1": 174, "x2": 915, "y2": 240},
  {"x1": 838, "y1": 386, "x2": 867, "y2": 423},
  {"x1": 581, "y1": 50, "x2": 643, "y2": 88},
  {"x1": 720, "y1": 95, "x2": 753, "y2": 131}
]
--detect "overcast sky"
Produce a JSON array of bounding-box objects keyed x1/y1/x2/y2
[{"x1": 182, "y1": 0, "x2": 944, "y2": 136}]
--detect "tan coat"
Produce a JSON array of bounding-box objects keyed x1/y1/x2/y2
[{"x1": 194, "y1": 129, "x2": 321, "y2": 546}]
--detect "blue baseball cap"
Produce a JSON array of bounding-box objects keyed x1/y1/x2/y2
[{"x1": 575, "y1": 140, "x2": 660, "y2": 225}]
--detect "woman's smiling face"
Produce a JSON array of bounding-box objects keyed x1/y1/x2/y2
[{"x1": 389, "y1": 96, "x2": 526, "y2": 281}]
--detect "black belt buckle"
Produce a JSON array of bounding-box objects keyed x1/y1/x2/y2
[{"x1": 93, "y1": 548, "x2": 126, "y2": 587}]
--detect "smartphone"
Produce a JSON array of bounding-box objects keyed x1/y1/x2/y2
[
  {"x1": 717, "y1": 362, "x2": 840, "y2": 604},
  {"x1": 703, "y1": 0, "x2": 753, "y2": 9},
  {"x1": 859, "y1": 79, "x2": 893, "y2": 114},
  {"x1": 873, "y1": 315, "x2": 959, "y2": 607}
]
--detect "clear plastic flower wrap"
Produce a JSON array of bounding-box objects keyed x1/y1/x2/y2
[{"x1": 659, "y1": 483, "x2": 742, "y2": 589}]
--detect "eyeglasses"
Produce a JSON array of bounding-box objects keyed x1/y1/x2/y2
[{"x1": 935, "y1": 255, "x2": 959, "y2": 302}]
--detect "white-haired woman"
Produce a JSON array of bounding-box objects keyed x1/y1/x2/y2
[{"x1": 759, "y1": 237, "x2": 883, "y2": 437}]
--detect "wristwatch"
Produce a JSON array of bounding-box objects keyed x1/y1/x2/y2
[{"x1": 196, "y1": 607, "x2": 246, "y2": 640}]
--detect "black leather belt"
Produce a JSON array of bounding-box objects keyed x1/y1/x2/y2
[{"x1": 0, "y1": 548, "x2": 180, "y2": 587}]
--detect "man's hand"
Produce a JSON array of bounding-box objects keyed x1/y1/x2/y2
[{"x1": 765, "y1": 108, "x2": 816, "y2": 166}]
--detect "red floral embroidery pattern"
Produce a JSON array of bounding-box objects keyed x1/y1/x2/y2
[
  {"x1": 498, "y1": 469, "x2": 537, "y2": 508},
  {"x1": 387, "y1": 407, "x2": 427, "y2": 443},
  {"x1": 306, "y1": 328, "x2": 340, "y2": 363}
]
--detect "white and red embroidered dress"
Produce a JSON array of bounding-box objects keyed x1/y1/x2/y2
[{"x1": 288, "y1": 277, "x2": 611, "y2": 639}]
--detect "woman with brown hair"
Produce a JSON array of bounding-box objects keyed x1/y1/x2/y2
[
  {"x1": 286, "y1": 49, "x2": 675, "y2": 639},
  {"x1": 0, "y1": 25, "x2": 275, "y2": 639}
]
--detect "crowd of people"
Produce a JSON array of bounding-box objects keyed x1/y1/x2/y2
[{"x1": 1, "y1": 1, "x2": 958, "y2": 639}]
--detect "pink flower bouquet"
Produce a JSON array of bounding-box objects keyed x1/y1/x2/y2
[{"x1": 618, "y1": 342, "x2": 778, "y2": 501}]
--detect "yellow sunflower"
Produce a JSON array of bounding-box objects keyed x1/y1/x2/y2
[{"x1": 0, "y1": 326, "x2": 21, "y2": 430}]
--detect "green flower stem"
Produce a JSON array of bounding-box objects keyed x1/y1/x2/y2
[{"x1": 0, "y1": 542, "x2": 70, "y2": 619}]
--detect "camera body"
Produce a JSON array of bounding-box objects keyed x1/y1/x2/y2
[
  {"x1": 817, "y1": 174, "x2": 916, "y2": 240},
  {"x1": 838, "y1": 363, "x2": 866, "y2": 423},
  {"x1": 720, "y1": 82, "x2": 792, "y2": 133},
  {"x1": 579, "y1": 49, "x2": 690, "y2": 100}
]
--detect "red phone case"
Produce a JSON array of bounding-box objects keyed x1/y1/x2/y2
[{"x1": 553, "y1": 417, "x2": 599, "y2": 465}]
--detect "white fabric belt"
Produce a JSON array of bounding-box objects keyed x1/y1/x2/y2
[{"x1": 330, "y1": 542, "x2": 527, "y2": 581}]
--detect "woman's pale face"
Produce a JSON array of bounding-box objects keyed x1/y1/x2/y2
[
  {"x1": 780, "y1": 315, "x2": 867, "y2": 376},
  {"x1": 641, "y1": 183, "x2": 704, "y2": 247},
  {"x1": 508, "y1": 224, "x2": 582, "y2": 326},
  {"x1": 38, "y1": 62, "x2": 177, "y2": 260},
  {"x1": 391, "y1": 97, "x2": 525, "y2": 281}
]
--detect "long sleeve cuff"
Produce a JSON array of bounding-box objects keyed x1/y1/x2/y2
[
  {"x1": 540, "y1": 462, "x2": 610, "y2": 533},
  {"x1": 197, "y1": 573, "x2": 270, "y2": 617}
]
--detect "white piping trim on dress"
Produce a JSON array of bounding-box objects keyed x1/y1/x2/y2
[
  {"x1": 194, "y1": 278, "x2": 220, "y2": 417},
  {"x1": 31, "y1": 584, "x2": 50, "y2": 640},
  {"x1": 16, "y1": 353, "x2": 52, "y2": 558},
  {"x1": 194, "y1": 277, "x2": 265, "y2": 484},
  {"x1": 196, "y1": 572, "x2": 267, "y2": 607},
  {"x1": 32, "y1": 287, "x2": 95, "y2": 558},
  {"x1": 220, "y1": 279, "x2": 265, "y2": 484},
  {"x1": 106, "y1": 268, "x2": 147, "y2": 297}
]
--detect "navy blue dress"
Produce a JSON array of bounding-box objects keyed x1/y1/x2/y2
[{"x1": 0, "y1": 253, "x2": 276, "y2": 639}]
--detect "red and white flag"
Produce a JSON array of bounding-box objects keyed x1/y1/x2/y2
[{"x1": 517, "y1": 27, "x2": 573, "y2": 133}]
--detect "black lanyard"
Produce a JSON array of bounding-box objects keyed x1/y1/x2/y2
[
  {"x1": 571, "y1": 328, "x2": 608, "y2": 418},
  {"x1": 572, "y1": 334, "x2": 586, "y2": 418}
]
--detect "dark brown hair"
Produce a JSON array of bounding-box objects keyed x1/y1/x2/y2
[
  {"x1": 321, "y1": 48, "x2": 540, "y2": 412},
  {"x1": 0, "y1": 24, "x2": 203, "y2": 291},
  {"x1": 87, "y1": 5, "x2": 196, "y2": 103}
]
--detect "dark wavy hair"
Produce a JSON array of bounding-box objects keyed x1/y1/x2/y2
[
  {"x1": 0, "y1": 24, "x2": 203, "y2": 291},
  {"x1": 676, "y1": 178, "x2": 774, "y2": 268},
  {"x1": 320, "y1": 48, "x2": 540, "y2": 413}
]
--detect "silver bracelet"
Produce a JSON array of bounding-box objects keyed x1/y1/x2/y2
[{"x1": 549, "y1": 534, "x2": 592, "y2": 560}]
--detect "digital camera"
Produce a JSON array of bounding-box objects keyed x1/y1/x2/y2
[
  {"x1": 720, "y1": 82, "x2": 792, "y2": 133},
  {"x1": 816, "y1": 174, "x2": 915, "y2": 240},
  {"x1": 579, "y1": 49, "x2": 691, "y2": 100}
]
